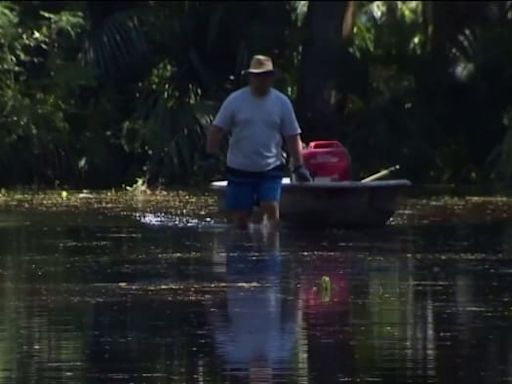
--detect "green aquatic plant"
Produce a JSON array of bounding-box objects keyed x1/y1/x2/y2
[
  {"x1": 319, "y1": 275, "x2": 332, "y2": 303},
  {"x1": 125, "y1": 177, "x2": 149, "y2": 194}
]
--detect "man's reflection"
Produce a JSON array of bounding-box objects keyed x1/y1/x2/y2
[{"x1": 209, "y1": 230, "x2": 297, "y2": 383}]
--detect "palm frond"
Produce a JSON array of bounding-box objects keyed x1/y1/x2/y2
[{"x1": 82, "y1": 9, "x2": 149, "y2": 78}]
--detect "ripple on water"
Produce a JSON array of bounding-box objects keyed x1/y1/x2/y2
[{"x1": 135, "y1": 213, "x2": 219, "y2": 229}]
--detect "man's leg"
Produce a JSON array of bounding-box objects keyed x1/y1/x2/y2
[
  {"x1": 251, "y1": 206, "x2": 264, "y2": 226},
  {"x1": 259, "y1": 201, "x2": 279, "y2": 222},
  {"x1": 258, "y1": 178, "x2": 282, "y2": 228},
  {"x1": 225, "y1": 180, "x2": 255, "y2": 230},
  {"x1": 251, "y1": 195, "x2": 266, "y2": 226},
  {"x1": 231, "y1": 211, "x2": 251, "y2": 230}
]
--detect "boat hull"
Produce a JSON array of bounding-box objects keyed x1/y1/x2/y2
[{"x1": 210, "y1": 178, "x2": 411, "y2": 228}]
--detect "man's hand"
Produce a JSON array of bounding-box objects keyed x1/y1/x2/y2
[{"x1": 293, "y1": 164, "x2": 313, "y2": 183}]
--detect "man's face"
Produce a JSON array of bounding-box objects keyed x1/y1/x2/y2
[{"x1": 249, "y1": 72, "x2": 274, "y2": 96}]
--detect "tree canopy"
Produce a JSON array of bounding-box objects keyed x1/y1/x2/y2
[{"x1": 1, "y1": 1, "x2": 512, "y2": 187}]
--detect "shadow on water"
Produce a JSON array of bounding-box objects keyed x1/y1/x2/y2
[{"x1": 1, "y1": 200, "x2": 512, "y2": 382}]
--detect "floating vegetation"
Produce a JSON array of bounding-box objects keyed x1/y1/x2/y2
[
  {"x1": 29, "y1": 281, "x2": 269, "y2": 304},
  {"x1": 394, "y1": 195, "x2": 512, "y2": 225},
  {"x1": 1, "y1": 190, "x2": 512, "y2": 227},
  {"x1": 0, "y1": 189, "x2": 217, "y2": 218}
]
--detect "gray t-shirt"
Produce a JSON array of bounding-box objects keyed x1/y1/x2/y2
[{"x1": 213, "y1": 87, "x2": 301, "y2": 172}]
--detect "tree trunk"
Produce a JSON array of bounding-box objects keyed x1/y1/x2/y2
[{"x1": 296, "y1": 1, "x2": 354, "y2": 140}]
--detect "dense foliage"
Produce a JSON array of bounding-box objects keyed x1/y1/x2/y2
[{"x1": 1, "y1": 1, "x2": 512, "y2": 187}]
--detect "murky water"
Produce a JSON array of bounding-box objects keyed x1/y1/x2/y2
[{"x1": 1, "y1": 196, "x2": 512, "y2": 383}]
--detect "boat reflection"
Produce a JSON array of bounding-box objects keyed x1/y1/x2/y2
[{"x1": 209, "y1": 229, "x2": 440, "y2": 383}]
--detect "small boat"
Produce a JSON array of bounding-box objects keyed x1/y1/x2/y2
[{"x1": 210, "y1": 177, "x2": 411, "y2": 228}]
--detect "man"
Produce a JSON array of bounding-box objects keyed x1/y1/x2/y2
[{"x1": 206, "y1": 55, "x2": 312, "y2": 229}]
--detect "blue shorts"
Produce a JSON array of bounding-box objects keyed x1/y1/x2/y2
[{"x1": 225, "y1": 166, "x2": 284, "y2": 212}]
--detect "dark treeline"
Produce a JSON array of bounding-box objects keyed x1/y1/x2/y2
[{"x1": 1, "y1": 1, "x2": 512, "y2": 188}]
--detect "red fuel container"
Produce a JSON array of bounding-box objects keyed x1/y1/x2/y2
[{"x1": 303, "y1": 141, "x2": 352, "y2": 181}]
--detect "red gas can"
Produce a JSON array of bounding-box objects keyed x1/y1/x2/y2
[{"x1": 303, "y1": 141, "x2": 351, "y2": 181}]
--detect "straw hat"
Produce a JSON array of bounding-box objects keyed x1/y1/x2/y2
[{"x1": 246, "y1": 55, "x2": 275, "y2": 74}]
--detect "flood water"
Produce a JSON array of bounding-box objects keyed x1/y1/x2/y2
[{"x1": 1, "y1": 195, "x2": 512, "y2": 383}]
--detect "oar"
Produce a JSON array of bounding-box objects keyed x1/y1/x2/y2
[{"x1": 361, "y1": 165, "x2": 400, "y2": 182}]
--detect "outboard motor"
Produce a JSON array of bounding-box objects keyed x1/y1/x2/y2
[{"x1": 303, "y1": 141, "x2": 352, "y2": 182}]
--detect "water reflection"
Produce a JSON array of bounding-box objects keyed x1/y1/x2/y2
[
  {"x1": 299, "y1": 249, "x2": 353, "y2": 383},
  {"x1": 210, "y1": 230, "x2": 298, "y2": 383},
  {"x1": 1, "y1": 211, "x2": 512, "y2": 383}
]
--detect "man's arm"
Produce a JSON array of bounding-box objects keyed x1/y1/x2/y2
[
  {"x1": 280, "y1": 97, "x2": 312, "y2": 182},
  {"x1": 206, "y1": 125, "x2": 225, "y2": 155},
  {"x1": 280, "y1": 95, "x2": 305, "y2": 167},
  {"x1": 285, "y1": 134, "x2": 312, "y2": 182},
  {"x1": 284, "y1": 134, "x2": 304, "y2": 168},
  {"x1": 207, "y1": 95, "x2": 233, "y2": 155}
]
